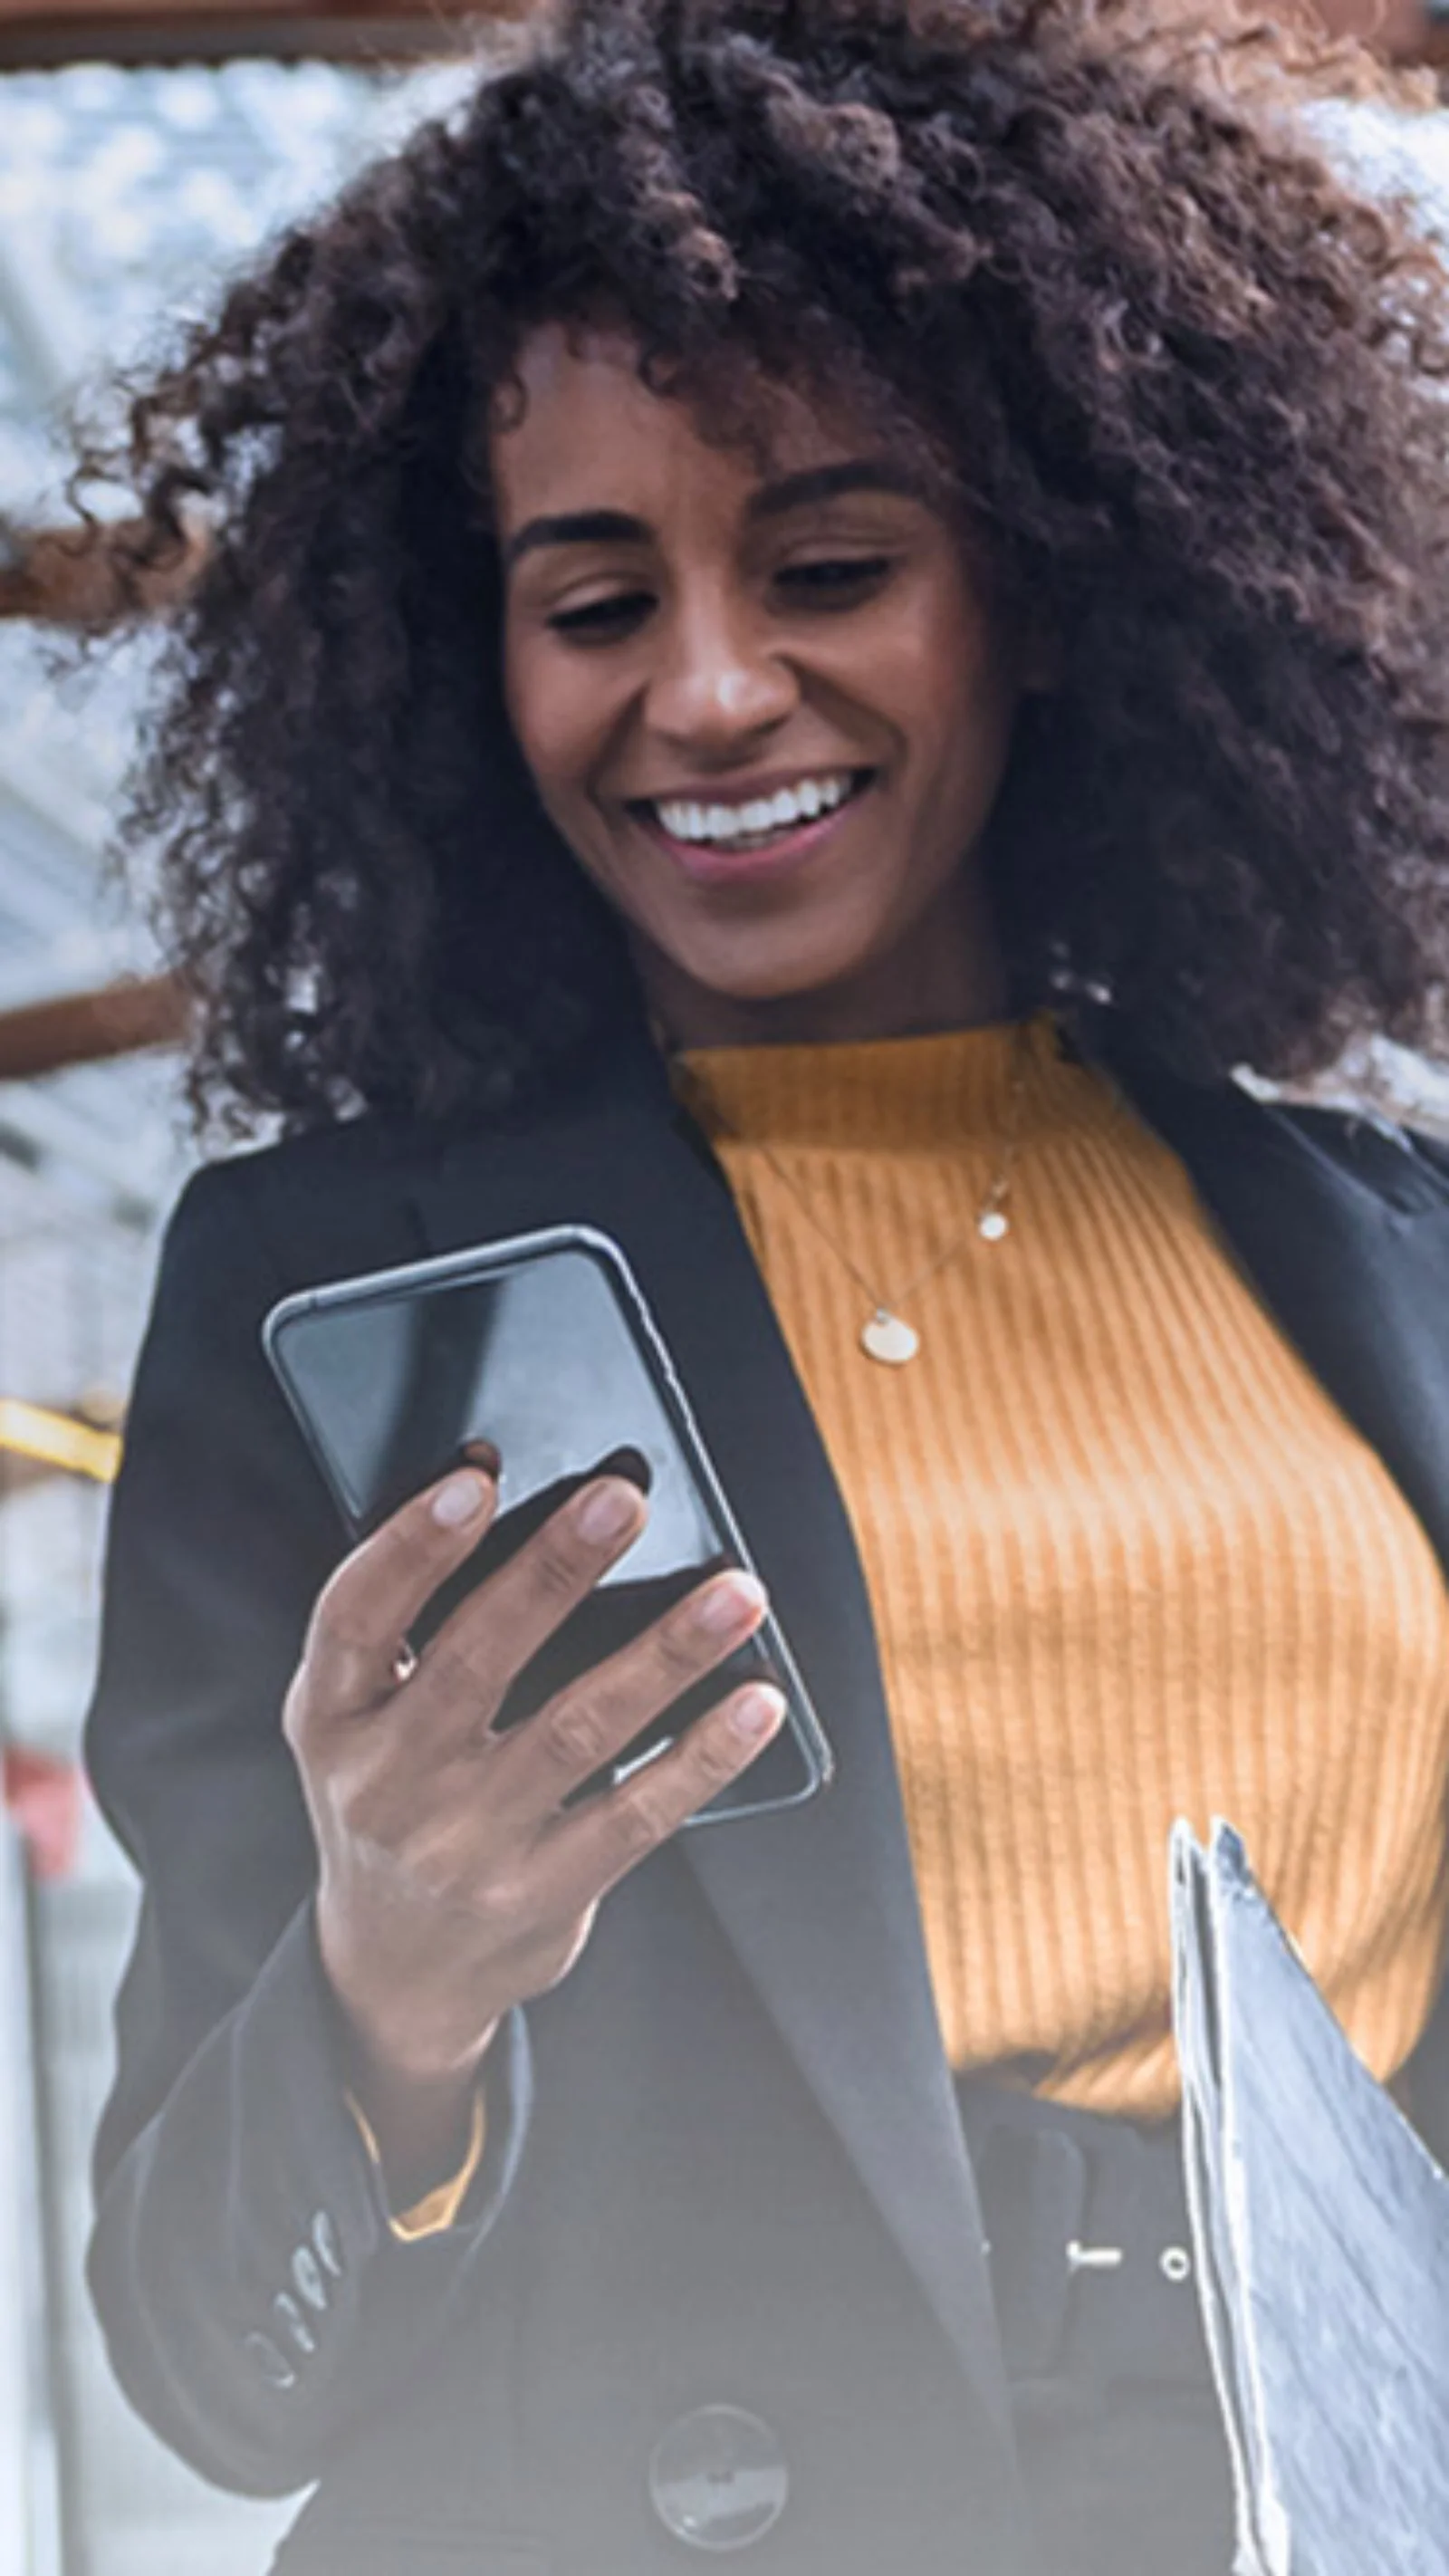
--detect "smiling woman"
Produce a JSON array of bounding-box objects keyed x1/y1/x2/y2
[
  {"x1": 74, "y1": 5, "x2": 1449, "y2": 2575},
  {"x1": 492, "y1": 331, "x2": 1019, "y2": 1044},
  {"x1": 74, "y1": 0, "x2": 1449, "y2": 1128}
]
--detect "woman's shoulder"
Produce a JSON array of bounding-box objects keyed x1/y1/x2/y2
[
  {"x1": 159, "y1": 1107, "x2": 464, "y2": 1313},
  {"x1": 188, "y1": 1101, "x2": 457, "y2": 1203},
  {"x1": 168, "y1": 1023, "x2": 668, "y2": 1283}
]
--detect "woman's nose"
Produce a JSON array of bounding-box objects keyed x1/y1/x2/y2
[{"x1": 646, "y1": 599, "x2": 800, "y2": 750}]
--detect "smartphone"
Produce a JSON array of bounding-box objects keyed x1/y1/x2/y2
[{"x1": 263, "y1": 1225, "x2": 833, "y2": 1825}]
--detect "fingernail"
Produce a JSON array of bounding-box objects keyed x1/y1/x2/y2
[
  {"x1": 730, "y1": 1685, "x2": 784, "y2": 1742},
  {"x1": 576, "y1": 1479, "x2": 641, "y2": 1544},
  {"x1": 433, "y1": 1470, "x2": 490, "y2": 1528},
  {"x1": 695, "y1": 1572, "x2": 767, "y2": 1636}
]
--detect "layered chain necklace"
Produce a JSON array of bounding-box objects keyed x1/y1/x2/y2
[{"x1": 671, "y1": 1019, "x2": 1033, "y2": 1368}]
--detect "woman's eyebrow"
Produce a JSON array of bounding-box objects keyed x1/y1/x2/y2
[
  {"x1": 503, "y1": 508, "x2": 648, "y2": 571},
  {"x1": 502, "y1": 462, "x2": 919, "y2": 572}
]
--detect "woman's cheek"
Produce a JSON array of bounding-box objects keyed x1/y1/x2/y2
[{"x1": 513, "y1": 648, "x2": 616, "y2": 806}]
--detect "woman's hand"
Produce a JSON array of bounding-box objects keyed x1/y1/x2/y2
[{"x1": 284, "y1": 1461, "x2": 783, "y2": 2198}]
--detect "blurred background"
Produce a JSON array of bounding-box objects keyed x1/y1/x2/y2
[
  {"x1": 0, "y1": 1, "x2": 1447, "y2": 2571},
  {"x1": 0, "y1": 20, "x2": 498, "y2": 2573}
]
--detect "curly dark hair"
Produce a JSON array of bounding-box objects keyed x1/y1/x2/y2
[{"x1": 83, "y1": 0, "x2": 1449, "y2": 1131}]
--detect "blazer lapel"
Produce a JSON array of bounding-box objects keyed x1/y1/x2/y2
[{"x1": 407, "y1": 1037, "x2": 1012, "y2": 2435}]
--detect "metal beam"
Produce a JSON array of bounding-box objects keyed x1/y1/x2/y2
[
  {"x1": 0, "y1": 755, "x2": 109, "y2": 948},
  {"x1": 0, "y1": 232, "x2": 88, "y2": 409},
  {"x1": 0, "y1": 1075, "x2": 180, "y2": 1222}
]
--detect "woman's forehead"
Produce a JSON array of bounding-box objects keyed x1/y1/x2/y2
[{"x1": 487, "y1": 320, "x2": 893, "y2": 523}]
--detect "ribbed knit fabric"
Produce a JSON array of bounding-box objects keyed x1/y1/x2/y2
[{"x1": 675, "y1": 1015, "x2": 1449, "y2": 2121}]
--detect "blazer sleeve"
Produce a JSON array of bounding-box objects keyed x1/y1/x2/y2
[{"x1": 84, "y1": 1158, "x2": 532, "y2": 2498}]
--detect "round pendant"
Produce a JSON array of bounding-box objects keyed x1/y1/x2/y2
[
  {"x1": 861, "y1": 1309, "x2": 919, "y2": 1366},
  {"x1": 977, "y1": 1208, "x2": 1010, "y2": 1244}
]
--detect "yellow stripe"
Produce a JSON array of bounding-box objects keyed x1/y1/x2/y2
[{"x1": 0, "y1": 1397, "x2": 120, "y2": 1484}]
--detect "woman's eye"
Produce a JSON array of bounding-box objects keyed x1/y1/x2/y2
[
  {"x1": 547, "y1": 590, "x2": 654, "y2": 640},
  {"x1": 776, "y1": 556, "x2": 893, "y2": 602}
]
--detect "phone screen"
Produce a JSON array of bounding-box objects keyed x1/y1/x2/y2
[{"x1": 265, "y1": 1231, "x2": 830, "y2": 1821}]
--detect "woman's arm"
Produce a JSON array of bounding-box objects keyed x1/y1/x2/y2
[
  {"x1": 85, "y1": 1149, "x2": 783, "y2": 2496},
  {"x1": 83, "y1": 1161, "x2": 532, "y2": 2495}
]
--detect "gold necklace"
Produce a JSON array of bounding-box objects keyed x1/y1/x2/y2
[{"x1": 670, "y1": 1022, "x2": 1032, "y2": 1368}]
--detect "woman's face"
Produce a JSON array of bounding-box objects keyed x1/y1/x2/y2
[{"x1": 490, "y1": 323, "x2": 1028, "y2": 1044}]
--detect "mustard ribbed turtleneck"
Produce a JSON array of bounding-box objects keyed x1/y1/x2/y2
[{"x1": 676, "y1": 1016, "x2": 1449, "y2": 2121}]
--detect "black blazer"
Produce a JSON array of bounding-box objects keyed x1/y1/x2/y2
[{"x1": 84, "y1": 1019, "x2": 1449, "y2": 2576}]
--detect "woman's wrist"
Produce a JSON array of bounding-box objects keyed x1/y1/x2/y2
[
  {"x1": 314, "y1": 1898, "x2": 502, "y2": 2204},
  {"x1": 342, "y1": 2019, "x2": 500, "y2": 2213}
]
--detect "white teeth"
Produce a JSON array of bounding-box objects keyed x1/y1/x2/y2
[{"x1": 654, "y1": 770, "x2": 858, "y2": 846}]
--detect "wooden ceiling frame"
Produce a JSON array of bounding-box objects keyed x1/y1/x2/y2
[
  {"x1": 0, "y1": 0, "x2": 1442, "y2": 68},
  {"x1": 0, "y1": 522, "x2": 205, "y2": 624},
  {"x1": 0, "y1": 0, "x2": 529, "y2": 66},
  {"x1": 0, "y1": 976, "x2": 186, "y2": 1081}
]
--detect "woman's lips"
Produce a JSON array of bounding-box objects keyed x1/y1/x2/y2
[{"x1": 633, "y1": 777, "x2": 874, "y2": 888}]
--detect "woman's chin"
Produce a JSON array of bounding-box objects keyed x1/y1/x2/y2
[
  {"x1": 647, "y1": 950, "x2": 891, "y2": 1030},
  {"x1": 641, "y1": 906, "x2": 897, "y2": 1005}
]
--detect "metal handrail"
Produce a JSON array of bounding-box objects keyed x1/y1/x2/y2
[{"x1": 0, "y1": 1813, "x2": 60, "y2": 2576}]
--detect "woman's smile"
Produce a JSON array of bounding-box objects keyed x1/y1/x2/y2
[
  {"x1": 625, "y1": 764, "x2": 878, "y2": 885},
  {"x1": 491, "y1": 324, "x2": 1026, "y2": 1046}
]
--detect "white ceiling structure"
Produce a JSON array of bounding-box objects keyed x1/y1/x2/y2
[
  {"x1": 0, "y1": 56, "x2": 483, "y2": 1757},
  {"x1": 0, "y1": 62, "x2": 478, "y2": 2576},
  {"x1": 0, "y1": 54, "x2": 475, "y2": 1214}
]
